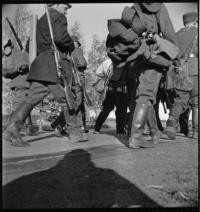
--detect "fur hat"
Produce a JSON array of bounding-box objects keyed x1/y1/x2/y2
[{"x1": 183, "y1": 12, "x2": 198, "y2": 24}]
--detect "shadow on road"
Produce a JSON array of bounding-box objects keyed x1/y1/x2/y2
[
  {"x1": 3, "y1": 149, "x2": 160, "y2": 208},
  {"x1": 101, "y1": 129, "x2": 129, "y2": 147}
]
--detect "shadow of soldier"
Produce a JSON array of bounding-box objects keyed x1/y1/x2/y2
[
  {"x1": 101, "y1": 128, "x2": 129, "y2": 147},
  {"x1": 3, "y1": 149, "x2": 160, "y2": 208}
]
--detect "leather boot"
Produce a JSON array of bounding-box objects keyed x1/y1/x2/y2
[
  {"x1": 3, "y1": 102, "x2": 34, "y2": 147},
  {"x1": 128, "y1": 102, "x2": 155, "y2": 149},
  {"x1": 65, "y1": 110, "x2": 88, "y2": 143},
  {"x1": 192, "y1": 107, "x2": 198, "y2": 139},
  {"x1": 81, "y1": 111, "x2": 89, "y2": 133},
  {"x1": 165, "y1": 116, "x2": 177, "y2": 140},
  {"x1": 147, "y1": 105, "x2": 160, "y2": 144},
  {"x1": 179, "y1": 107, "x2": 190, "y2": 136}
]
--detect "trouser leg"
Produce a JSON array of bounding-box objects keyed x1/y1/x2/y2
[
  {"x1": 128, "y1": 67, "x2": 162, "y2": 148},
  {"x1": 115, "y1": 92, "x2": 128, "y2": 134},
  {"x1": 179, "y1": 107, "x2": 190, "y2": 136},
  {"x1": 3, "y1": 82, "x2": 52, "y2": 147},
  {"x1": 95, "y1": 91, "x2": 115, "y2": 132},
  {"x1": 166, "y1": 89, "x2": 190, "y2": 140},
  {"x1": 147, "y1": 105, "x2": 160, "y2": 144},
  {"x1": 154, "y1": 88, "x2": 164, "y2": 132}
]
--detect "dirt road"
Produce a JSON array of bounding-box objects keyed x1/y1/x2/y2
[{"x1": 2, "y1": 123, "x2": 198, "y2": 208}]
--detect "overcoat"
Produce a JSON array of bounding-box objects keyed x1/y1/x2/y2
[{"x1": 27, "y1": 8, "x2": 74, "y2": 84}]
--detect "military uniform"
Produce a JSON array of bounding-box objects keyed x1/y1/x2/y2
[
  {"x1": 124, "y1": 3, "x2": 179, "y2": 148},
  {"x1": 3, "y1": 4, "x2": 78, "y2": 147},
  {"x1": 51, "y1": 36, "x2": 89, "y2": 134},
  {"x1": 166, "y1": 12, "x2": 198, "y2": 139},
  {"x1": 94, "y1": 59, "x2": 128, "y2": 134}
]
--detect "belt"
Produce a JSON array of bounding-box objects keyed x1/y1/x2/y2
[{"x1": 108, "y1": 86, "x2": 127, "y2": 93}]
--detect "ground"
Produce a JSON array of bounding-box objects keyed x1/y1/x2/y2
[{"x1": 2, "y1": 120, "x2": 199, "y2": 209}]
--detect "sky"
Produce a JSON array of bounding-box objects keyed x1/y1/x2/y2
[{"x1": 2, "y1": 3, "x2": 198, "y2": 52}]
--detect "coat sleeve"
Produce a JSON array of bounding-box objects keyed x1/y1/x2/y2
[
  {"x1": 156, "y1": 4, "x2": 179, "y2": 47},
  {"x1": 53, "y1": 14, "x2": 75, "y2": 53}
]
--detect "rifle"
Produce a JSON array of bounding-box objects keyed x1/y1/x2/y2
[
  {"x1": 44, "y1": 4, "x2": 76, "y2": 111},
  {"x1": 5, "y1": 17, "x2": 23, "y2": 51},
  {"x1": 71, "y1": 55, "x2": 93, "y2": 107}
]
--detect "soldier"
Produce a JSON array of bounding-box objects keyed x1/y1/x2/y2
[
  {"x1": 51, "y1": 35, "x2": 89, "y2": 135},
  {"x1": 3, "y1": 3, "x2": 82, "y2": 147},
  {"x1": 165, "y1": 12, "x2": 198, "y2": 140},
  {"x1": 2, "y1": 38, "x2": 35, "y2": 135},
  {"x1": 93, "y1": 58, "x2": 128, "y2": 134},
  {"x1": 122, "y1": 3, "x2": 180, "y2": 148}
]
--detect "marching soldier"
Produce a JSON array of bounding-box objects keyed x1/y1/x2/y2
[
  {"x1": 3, "y1": 3, "x2": 82, "y2": 147},
  {"x1": 93, "y1": 58, "x2": 128, "y2": 134},
  {"x1": 120, "y1": 3, "x2": 180, "y2": 148},
  {"x1": 51, "y1": 35, "x2": 89, "y2": 135},
  {"x1": 165, "y1": 12, "x2": 198, "y2": 139},
  {"x1": 2, "y1": 38, "x2": 35, "y2": 135}
]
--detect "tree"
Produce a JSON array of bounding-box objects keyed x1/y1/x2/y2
[
  {"x1": 87, "y1": 34, "x2": 107, "y2": 72},
  {"x1": 86, "y1": 35, "x2": 108, "y2": 109},
  {"x1": 3, "y1": 4, "x2": 31, "y2": 49},
  {"x1": 2, "y1": 4, "x2": 32, "y2": 115}
]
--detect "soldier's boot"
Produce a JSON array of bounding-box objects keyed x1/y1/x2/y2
[
  {"x1": 165, "y1": 116, "x2": 178, "y2": 140},
  {"x1": 65, "y1": 110, "x2": 88, "y2": 143},
  {"x1": 147, "y1": 105, "x2": 160, "y2": 144},
  {"x1": 51, "y1": 111, "x2": 68, "y2": 137},
  {"x1": 128, "y1": 102, "x2": 155, "y2": 149},
  {"x1": 165, "y1": 101, "x2": 185, "y2": 140},
  {"x1": 192, "y1": 107, "x2": 198, "y2": 139},
  {"x1": 81, "y1": 111, "x2": 89, "y2": 133},
  {"x1": 3, "y1": 102, "x2": 34, "y2": 147},
  {"x1": 179, "y1": 107, "x2": 190, "y2": 136}
]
